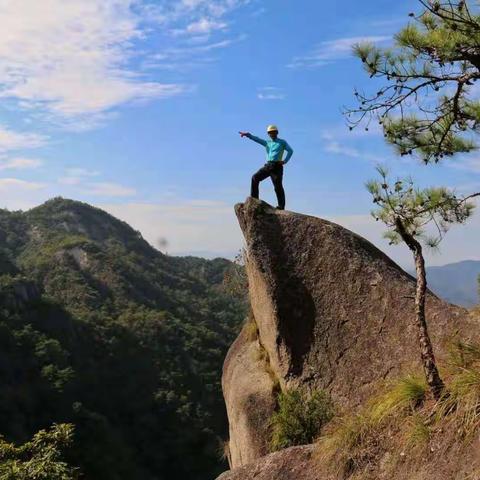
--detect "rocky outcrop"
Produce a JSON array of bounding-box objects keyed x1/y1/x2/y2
[
  {"x1": 55, "y1": 246, "x2": 90, "y2": 270},
  {"x1": 222, "y1": 198, "x2": 474, "y2": 472},
  {"x1": 0, "y1": 278, "x2": 41, "y2": 311},
  {"x1": 217, "y1": 445, "x2": 318, "y2": 480},
  {"x1": 223, "y1": 322, "x2": 278, "y2": 467}
]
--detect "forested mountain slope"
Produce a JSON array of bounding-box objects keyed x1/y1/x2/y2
[{"x1": 0, "y1": 197, "x2": 246, "y2": 480}]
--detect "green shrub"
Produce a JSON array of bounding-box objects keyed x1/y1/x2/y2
[
  {"x1": 0, "y1": 423, "x2": 79, "y2": 479},
  {"x1": 270, "y1": 388, "x2": 334, "y2": 452}
]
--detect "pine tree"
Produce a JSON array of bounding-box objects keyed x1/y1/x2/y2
[
  {"x1": 0, "y1": 424, "x2": 79, "y2": 479},
  {"x1": 347, "y1": 0, "x2": 480, "y2": 399},
  {"x1": 348, "y1": 0, "x2": 480, "y2": 163},
  {"x1": 366, "y1": 166, "x2": 478, "y2": 399}
]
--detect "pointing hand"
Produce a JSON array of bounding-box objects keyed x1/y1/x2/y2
[{"x1": 239, "y1": 131, "x2": 249, "y2": 138}]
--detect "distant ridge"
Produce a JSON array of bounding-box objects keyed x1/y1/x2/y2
[{"x1": 426, "y1": 260, "x2": 480, "y2": 307}]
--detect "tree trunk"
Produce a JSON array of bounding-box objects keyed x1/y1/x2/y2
[{"x1": 395, "y1": 219, "x2": 445, "y2": 401}]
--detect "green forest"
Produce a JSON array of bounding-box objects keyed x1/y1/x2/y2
[{"x1": 0, "y1": 197, "x2": 246, "y2": 479}]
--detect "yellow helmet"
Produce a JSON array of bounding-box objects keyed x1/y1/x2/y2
[{"x1": 267, "y1": 124, "x2": 279, "y2": 133}]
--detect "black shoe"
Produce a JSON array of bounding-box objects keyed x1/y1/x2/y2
[{"x1": 276, "y1": 206, "x2": 285, "y2": 210}]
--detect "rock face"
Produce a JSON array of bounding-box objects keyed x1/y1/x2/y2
[
  {"x1": 216, "y1": 445, "x2": 318, "y2": 480},
  {"x1": 217, "y1": 441, "x2": 480, "y2": 480},
  {"x1": 222, "y1": 198, "x2": 472, "y2": 472},
  {"x1": 223, "y1": 323, "x2": 278, "y2": 467},
  {"x1": 0, "y1": 279, "x2": 41, "y2": 311}
]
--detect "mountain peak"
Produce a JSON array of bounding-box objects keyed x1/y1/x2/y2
[{"x1": 26, "y1": 197, "x2": 150, "y2": 250}]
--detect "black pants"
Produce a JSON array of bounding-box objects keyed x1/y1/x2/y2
[{"x1": 251, "y1": 162, "x2": 285, "y2": 209}]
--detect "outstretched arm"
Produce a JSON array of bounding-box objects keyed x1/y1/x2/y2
[
  {"x1": 239, "y1": 131, "x2": 267, "y2": 147},
  {"x1": 284, "y1": 141, "x2": 294, "y2": 163}
]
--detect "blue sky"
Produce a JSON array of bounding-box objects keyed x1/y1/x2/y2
[{"x1": 1, "y1": 0, "x2": 480, "y2": 268}]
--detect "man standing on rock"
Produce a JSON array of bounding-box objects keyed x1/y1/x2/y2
[{"x1": 239, "y1": 125, "x2": 293, "y2": 210}]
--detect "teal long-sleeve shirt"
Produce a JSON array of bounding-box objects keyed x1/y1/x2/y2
[{"x1": 246, "y1": 134, "x2": 294, "y2": 163}]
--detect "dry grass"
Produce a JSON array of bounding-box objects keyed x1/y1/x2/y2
[
  {"x1": 218, "y1": 439, "x2": 230, "y2": 462},
  {"x1": 256, "y1": 345, "x2": 280, "y2": 393},
  {"x1": 248, "y1": 327, "x2": 280, "y2": 395},
  {"x1": 316, "y1": 342, "x2": 480, "y2": 479},
  {"x1": 317, "y1": 375, "x2": 427, "y2": 476},
  {"x1": 404, "y1": 413, "x2": 430, "y2": 451},
  {"x1": 243, "y1": 311, "x2": 259, "y2": 342},
  {"x1": 436, "y1": 341, "x2": 480, "y2": 440}
]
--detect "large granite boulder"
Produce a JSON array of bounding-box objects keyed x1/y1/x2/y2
[{"x1": 222, "y1": 198, "x2": 473, "y2": 470}]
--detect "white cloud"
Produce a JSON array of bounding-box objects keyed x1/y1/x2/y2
[
  {"x1": 324, "y1": 141, "x2": 382, "y2": 163},
  {"x1": 141, "y1": 0, "x2": 249, "y2": 69},
  {"x1": 57, "y1": 168, "x2": 134, "y2": 199},
  {"x1": 320, "y1": 124, "x2": 384, "y2": 163},
  {"x1": 66, "y1": 168, "x2": 100, "y2": 177},
  {"x1": 257, "y1": 86, "x2": 286, "y2": 101},
  {"x1": 0, "y1": 0, "x2": 253, "y2": 127},
  {"x1": 321, "y1": 123, "x2": 383, "y2": 141},
  {"x1": 288, "y1": 35, "x2": 391, "y2": 68},
  {"x1": 58, "y1": 167, "x2": 101, "y2": 186},
  {"x1": 174, "y1": 17, "x2": 228, "y2": 36},
  {"x1": 81, "y1": 182, "x2": 136, "y2": 197},
  {"x1": 0, "y1": 177, "x2": 46, "y2": 191},
  {"x1": 144, "y1": 34, "x2": 246, "y2": 71},
  {"x1": 193, "y1": 37, "x2": 241, "y2": 51},
  {"x1": 0, "y1": 126, "x2": 47, "y2": 152},
  {"x1": 143, "y1": 0, "x2": 249, "y2": 33},
  {"x1": 0, "y1": 178, "x2": 50, "y2": 210},
  {"x1": 58, "y1": 177, "x2": 82, "y2": 186},
  {"x1": 325, "y1": 141, "x2": 363, "y2": 158},
  {"x1": 150, "y1": 38, "x2": 237, "y2": 59},
  {"x1": 0, "y1": 1, "x2": 188, "y2": 126},
  {"x1": 177, "y1": 0, "x2": 251, "y2": 19},
  {"x1": 0, "y1": 157, "x2": 43, "y2": 170}
]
